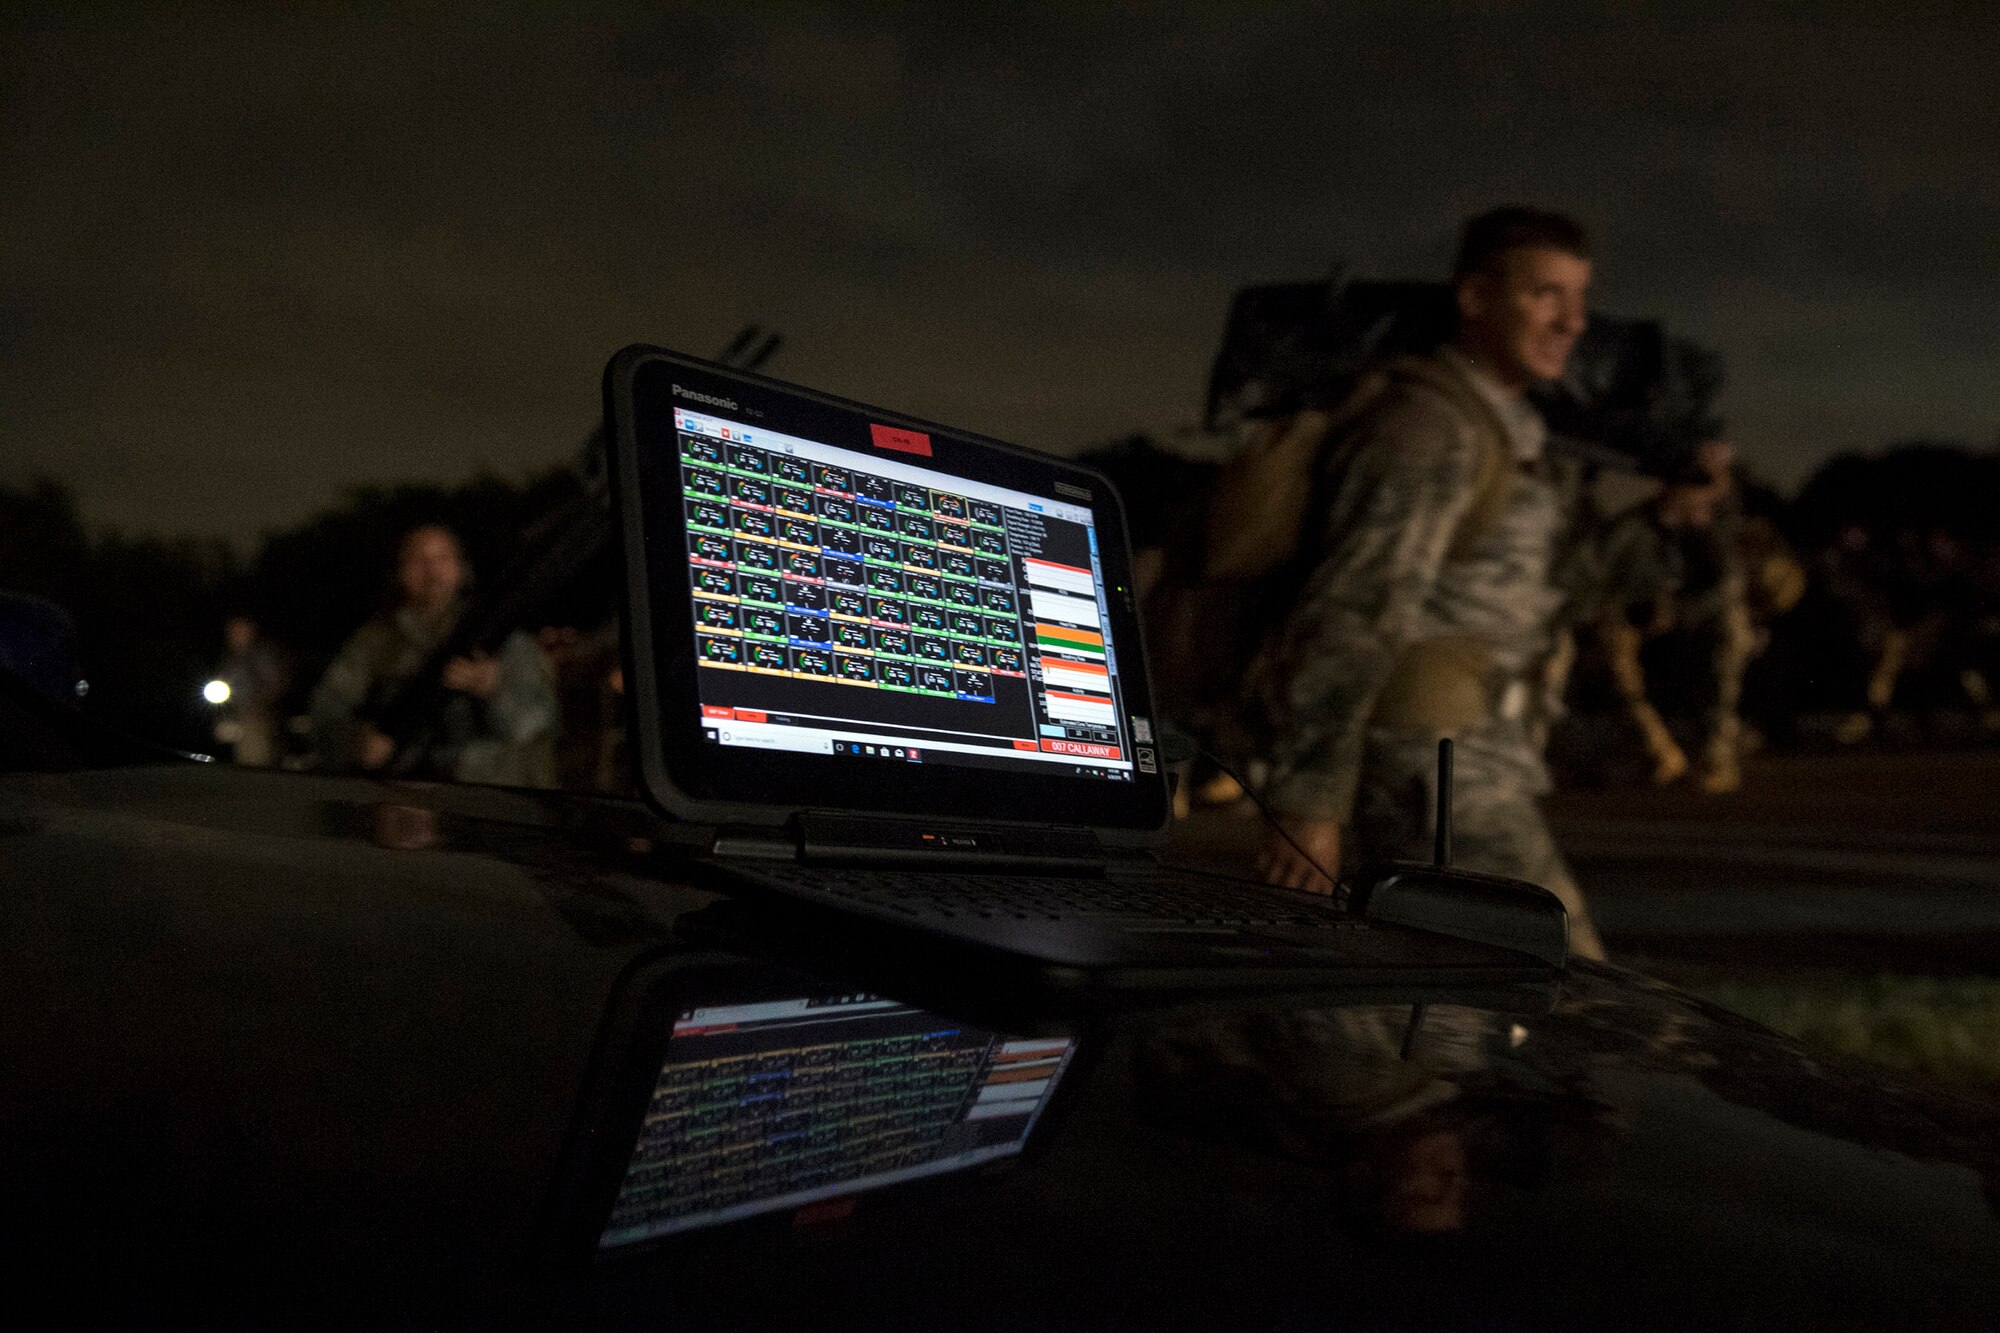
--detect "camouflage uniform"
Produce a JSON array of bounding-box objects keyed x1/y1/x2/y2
[
  {"x1": 1586, "y1": 497, "x2": 1754, "y2": 791},
  {"x1": 1248, "y1": 346, "x2": 1605, "y2": 959},
  {"x1": 309, "y1": 603, "x2": 558, "y2": 787}
]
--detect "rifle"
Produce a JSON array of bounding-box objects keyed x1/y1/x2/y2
[
  {"x1": 369, "y1": 325, "x2": 785, "y2": 776},
  {"x1": 371, "y1": 438, "x2": 612, "y2": 776}
]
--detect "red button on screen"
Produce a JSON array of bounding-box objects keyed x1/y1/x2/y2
[{"x1": 869, "y1": 423, "x2": 933, "y2": 457}]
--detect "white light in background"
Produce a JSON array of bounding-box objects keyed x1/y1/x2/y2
[{"x1": 202, "y1": 679, "x2": 231, "y2": 705}]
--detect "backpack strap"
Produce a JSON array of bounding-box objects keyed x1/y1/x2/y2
[
  {"x1": 1346, "y1": 356, "x2": 1520, "y2": 734},
  {"x1": 1381, "y1": 354, "x2": 1516, "y2": 558}
]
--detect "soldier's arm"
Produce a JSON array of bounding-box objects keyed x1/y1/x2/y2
[{"x1": 1256, "y1": 397, "x2": 1482, "y2": 823}]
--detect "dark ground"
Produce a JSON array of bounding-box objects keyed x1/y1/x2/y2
[{"x1": 1168, "y1": 748, "x2": 2000, "y2": 977}]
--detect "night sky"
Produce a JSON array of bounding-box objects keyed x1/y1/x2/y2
[{"x1": 5, "y1": 3, "x2": 1997, "y2": 547}]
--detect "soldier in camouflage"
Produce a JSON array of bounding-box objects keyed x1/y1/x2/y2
[
  {"x1": 1248, "y1": 208, "x2": 1606, "y2": 960},
  {"x1": 1584, "y1": 442, "x2": 1756, "y2": 794},
  {"x1": 310, "y1": 524, "x2": 558, "y2": 788}
]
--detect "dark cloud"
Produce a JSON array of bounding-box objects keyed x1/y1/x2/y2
[{"x1": 4, "y1": 2, "x2": 1997, "y2": 544}]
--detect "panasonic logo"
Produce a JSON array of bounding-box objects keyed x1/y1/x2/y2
[{"x1": 673, "y1": 385, "x2": 739, "y2": 411}]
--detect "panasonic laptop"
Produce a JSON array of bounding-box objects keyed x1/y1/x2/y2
[{"x1": 606, "y1": 346, "x2": 1552, "y2": 989}]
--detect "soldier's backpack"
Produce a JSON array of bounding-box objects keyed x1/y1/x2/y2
[{"x1": 1145, "y1": 353, "x2": 1515, "y2": 743}]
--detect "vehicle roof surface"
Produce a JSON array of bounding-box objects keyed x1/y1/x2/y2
[{"x1": 4, "y1": 745, "x2": 1998, "y2": 1329}]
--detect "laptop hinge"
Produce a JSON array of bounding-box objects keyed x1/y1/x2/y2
[
  {"x1": 709, "y1": 824, "x2": 798, "y2": 862},
  {"x1": 786, "y1": 811, "x2": 1107, "y2": 873}
]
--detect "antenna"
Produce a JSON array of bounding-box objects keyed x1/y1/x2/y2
[
  {"x1": 1434, "y1": 737, "x2": 1453, "y2": 867},
  {"x1": 742, "y1": 332, "x2": 784, "y2": 372},
  {"x1": 715, "y1": 325, "x2": 761, "y2": 365},
  {"x1": 1403, "y1": 736, "x2": 1454, "y2": 1061}
]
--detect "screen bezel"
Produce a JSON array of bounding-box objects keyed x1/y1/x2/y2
[
  {"x1": 606, "y1": 345, "x2": 1170, "y2": 833},
  {"x1": 535, "y1": 951, "x2": 1091, "y2": 1268}
]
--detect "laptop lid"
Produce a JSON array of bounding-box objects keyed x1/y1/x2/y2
[{"x1": 605, "y1": 346, "x2": 1171, "y2": 834}]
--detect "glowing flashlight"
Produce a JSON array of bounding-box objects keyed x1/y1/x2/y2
[{"x1": 203, "y1": 679, "x2": 232, "y2": 705}]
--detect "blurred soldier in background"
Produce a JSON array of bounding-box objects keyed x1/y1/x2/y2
[
  {"x1": 1585, "y1": 440, "x2": 1757, "y2": 793},
  {"x1": 1768, "y1": 521, "x2": 1898, "y2": 745},
  {"x1": 309, "y1": 523, "x2": 557, "y2": 786},
  {"x1": 1795, "y1": 523, "x2": 1972, "y2": 745},
  {"x1": 538, "y1": 618, "x2": 630, "y2": 793},
  {"x1": 211, "y1": 614, "x2": 291, "y2": 767},
  {"x1": 1244, "y1": 207, "x2": 1606, "y2": 959}
]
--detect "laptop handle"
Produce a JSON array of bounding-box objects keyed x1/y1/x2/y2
[{"x1": 712, "y1": 811, "x2": 1109, "y2": 874}]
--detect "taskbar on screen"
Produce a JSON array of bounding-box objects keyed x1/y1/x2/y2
[{"x1": 698, "y1": 713, "x2": 1133, "y2": 780}]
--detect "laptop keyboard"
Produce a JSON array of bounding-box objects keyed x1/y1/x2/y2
[{"x1": 728, "y1": 862, "x2": 1356, "y2": 931}]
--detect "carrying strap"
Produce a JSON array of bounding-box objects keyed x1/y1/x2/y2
[
  {"x1": 1361, "y1": 358, "x2": 1523, "y2": 731},
  {"x1": 1383, "y1": 354, "x2": 1517, "y2": 560}
]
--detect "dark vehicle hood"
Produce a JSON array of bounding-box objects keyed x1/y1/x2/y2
[{"x1": 4, "y1": 761, "x2": 1997, "y2": 1329}]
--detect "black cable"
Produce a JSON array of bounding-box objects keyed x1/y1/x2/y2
[{"x1": 1166, "y1": 733, "x2": 1346, "y2": 903}]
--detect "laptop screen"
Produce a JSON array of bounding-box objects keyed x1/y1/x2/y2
[
  {"x1": 598, "y1": 992, "x2": 1077, "y2": 1248},
  {"x1": 610, "y1": 348, "x2": 1171, "y2": 830},
  {"x1": 674, "y1": 404, "x2": 1137, "y2": 781}
]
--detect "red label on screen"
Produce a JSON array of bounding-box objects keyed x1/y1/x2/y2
[
  {"x1": 1041, "y1": 739, "x2": 1122, "y2": 761},
  {"x1": 869, "y1": 424, "x2": 933, "y2": 457}
]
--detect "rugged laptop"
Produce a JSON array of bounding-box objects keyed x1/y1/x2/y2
[{"x1": 605, "y1": 345, "x2": 1559, "y2": 988}]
